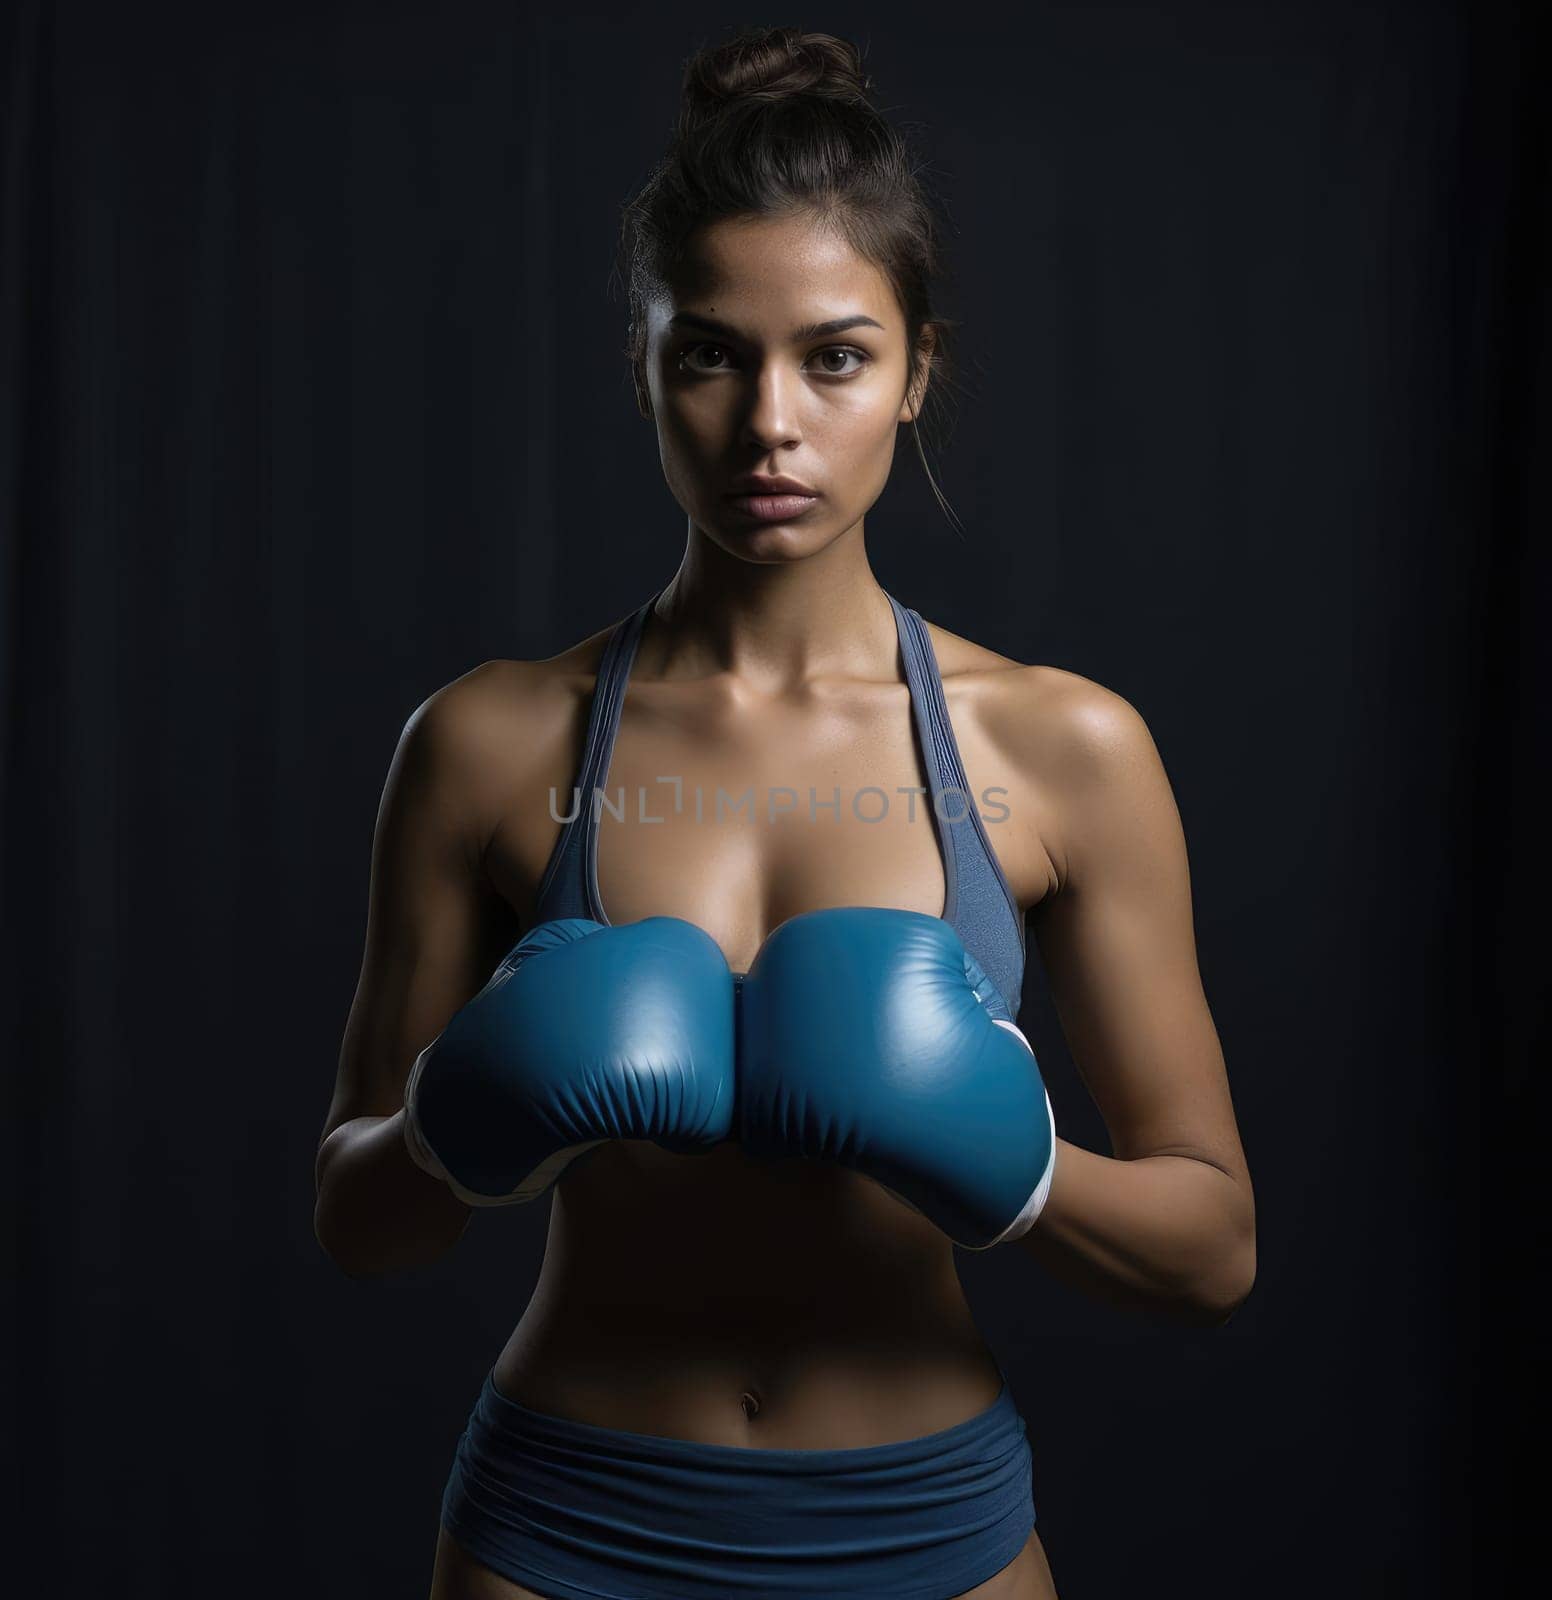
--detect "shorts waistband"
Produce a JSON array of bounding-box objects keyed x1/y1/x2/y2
[
  {"x1": 481, "y1": 1367, "x2": 1020, "y2": 1469},
  {"x1": 441, "y1": 1370, "x2": 1035, "y2": 1599}
]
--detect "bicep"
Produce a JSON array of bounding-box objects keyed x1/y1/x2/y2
[
  {"x1": 1029, "y1": 690, "x2": 1246, "y2": 1180},
  {"x1": 320, "y1": 679, "x2": 515, "y2": 1147}
]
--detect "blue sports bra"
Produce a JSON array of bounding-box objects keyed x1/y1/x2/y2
[{"x1": 532, "y1": 589, "x2": 1026, "y2": 1018}]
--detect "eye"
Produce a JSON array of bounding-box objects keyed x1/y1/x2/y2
[
  {"x1": 679, "y1": 342, "x2": 733, "y2": 373},
  {"x1": 812, "y1": 346, "x2": 871, "y2": 377},
  {"x1": 676, "y1": 343, "x2": 873, "y2": 378}
]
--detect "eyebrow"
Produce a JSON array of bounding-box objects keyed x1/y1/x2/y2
[{"x1": 668, "y1": 311, "x2": 886, "y2": 341}]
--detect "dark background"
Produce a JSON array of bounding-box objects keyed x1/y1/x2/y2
[{"x1": 2, "y1": 0, "x2": 1544, "y2": 1593}]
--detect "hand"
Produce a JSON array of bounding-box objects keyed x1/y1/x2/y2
[
  {"x1": 737, "y1": 907, "x2": 1056, "y2": 1249},
  {"x1": 403, "y1": 916, "x2": 736, "y2": 1206}
]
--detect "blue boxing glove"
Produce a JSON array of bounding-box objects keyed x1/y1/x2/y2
[
  {"x1": 737, "y1": 907, "x2": 1056, "y2": 1250},
  {"x1": 403, "y1": 916, "x2": 735, "y2": 1206}
]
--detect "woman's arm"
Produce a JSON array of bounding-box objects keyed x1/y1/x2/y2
[
  {"x1": 313, "y1": 662, "x2": 523, "y2": 1278},
  {"x1": 1007, "y1": 673, "x2": 1255, "y2": 1326}
]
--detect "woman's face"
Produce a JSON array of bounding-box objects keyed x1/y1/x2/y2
[{"x1": 642, "y1": 212, "x2": 929, "y2": 563}]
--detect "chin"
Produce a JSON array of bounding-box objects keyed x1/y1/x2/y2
[{"x1": 723, "y1": 528, "x2": 833, "y2": 563}]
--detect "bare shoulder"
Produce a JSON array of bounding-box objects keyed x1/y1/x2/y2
[
  {"x1": 919, "y1": 616, "x2": 1163, "y2": 886},
  {"x1": 398, "y1": 623, "x2": 618, "y2": 828},
  {"x1": 920, "y1": 615, "x2": 1151, "y2": 767}
]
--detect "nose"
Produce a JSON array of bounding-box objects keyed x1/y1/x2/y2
[{"x1": 739, "y1": 361, "x2": 802, "y2": 454}]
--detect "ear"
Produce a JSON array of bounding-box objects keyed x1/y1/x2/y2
[{"x1": 899, "y1": 324, "x2": 938, "y2": 423}]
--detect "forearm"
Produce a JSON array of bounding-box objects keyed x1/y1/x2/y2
[
  {"x1": 314, "y1": 1111, "x2": 473, "y2": 1278},
  {"x1": 1016, "y1": 1138, "x2": 1256, "y2": 1325}
]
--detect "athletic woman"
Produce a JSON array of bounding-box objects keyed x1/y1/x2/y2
[{"x1": 315, "y1": 26, "x2": 1256, "y2": 1599}]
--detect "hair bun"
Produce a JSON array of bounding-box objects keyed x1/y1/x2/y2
[{"x1": 682, "y1": 26, "x2": 872, "y2": 118}]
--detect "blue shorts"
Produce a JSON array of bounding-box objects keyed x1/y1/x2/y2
[{"x1": 441, "y1": 1370, "x2": 1036, "y2": 1599}]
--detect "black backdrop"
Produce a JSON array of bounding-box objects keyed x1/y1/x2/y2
[{"x1": 2, "y1": 1, "x2": 1544, "y2": 1594}]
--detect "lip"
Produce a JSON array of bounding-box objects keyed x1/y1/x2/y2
[
  {"x1": 726, "y1": 492, "x2": 820, "y2": 523},
  {"x1": 727, "y1": 474, "x2": 817, "y2": 496}
]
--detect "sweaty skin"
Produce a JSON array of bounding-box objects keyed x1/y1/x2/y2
[{"x1": 317, "y1": 212, "x2": 1254, "y2": 1600}]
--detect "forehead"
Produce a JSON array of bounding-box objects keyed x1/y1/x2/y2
[{"x1": 651, "y1": 213, "x2": 898, "y2": 333}]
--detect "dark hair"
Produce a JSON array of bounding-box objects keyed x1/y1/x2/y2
[{"x1": 618, "y1": 25, "x2": 964, "y2": 532}]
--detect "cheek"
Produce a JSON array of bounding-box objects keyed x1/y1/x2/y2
[
  {"x1": 655, "y1": 382, "x2": 725, "y2": 452},
  {"x1": 821, "y1": 394, "x2": 904, "y2": 466}
]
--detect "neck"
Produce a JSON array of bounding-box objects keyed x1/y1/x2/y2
[{"x1": 645, "y1": 515, "x2": 898, "y2": 690}]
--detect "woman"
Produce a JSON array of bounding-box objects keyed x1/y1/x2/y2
[{"x1": 314, "y1": 25, "x2": 1256, "y2": 1600}]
